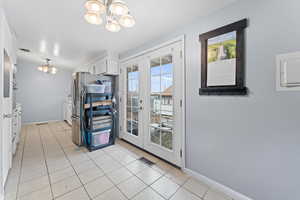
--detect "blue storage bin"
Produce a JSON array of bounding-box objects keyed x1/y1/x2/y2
[
  {"x1": 96, "y1": 105, "x2": 112, "y2": 110},
  {"x1": 87, "y1": 109, "x2": 111, "y2": 116}
]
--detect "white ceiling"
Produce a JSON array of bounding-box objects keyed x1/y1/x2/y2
[{"x1": 4, "y1": 0, "x2": 237, "y2": 69}]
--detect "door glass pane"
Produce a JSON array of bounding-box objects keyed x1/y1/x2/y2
[
  {"x1": 126, "y1": 107, "x2": 132, "y2": 133},
  {"x1": 150, "y1": 110, "x2": 161, "y2": 126},
  {"x1": 132, "y1": 96, "x2": 139, "y2": 107},
  {"x1": 150, "y1": 127, "x2": 160, "y2": 145},
  {"x1": 126, "y1": 64, "x2": 139, "y2": 136},
  {"x1": 150, "y1": 54, "x2": 174, "y2": 150},
  {"x1": 132, "y1": 106, "x2": 139, "y2": 136},
  {"x1": 161, "y1": 130, "x2": 172, "y2": 150},
  {"x1": 161, "y1": 72, "x2": 173, "y2": 130}
]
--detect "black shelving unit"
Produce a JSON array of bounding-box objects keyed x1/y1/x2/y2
[{"x1": 83, "y1": 92, "x2": 117, "y2": 152}]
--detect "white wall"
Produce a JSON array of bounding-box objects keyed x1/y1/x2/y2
[
  {"x1": 120, "y1": 0, "x2": 300, "y2": 199},
  {"x1": 16, "y1": 58, "x2": 72, "y2": 124}
]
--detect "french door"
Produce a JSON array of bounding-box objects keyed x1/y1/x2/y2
[
  {"x1": 121, "y1": 60, "x2": 144, "y2": 147},
  {"x1": 120, "y1": 41, "x2": 184, "y2": 166}
]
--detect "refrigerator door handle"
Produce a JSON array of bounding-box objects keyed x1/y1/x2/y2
[
  {"x1": 72, "y1": 79, "x2": 77, "y2": 108},
  {"x1": 71, "y1": 115, "x2": 80, "y2": 120}
]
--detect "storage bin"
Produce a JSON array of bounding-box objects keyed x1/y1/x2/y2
[
  {"x1": 86, "y1": 84, "x2": 106, "y2": 94},
  {"x1": 103, "y1": 81, "x2": 112, "y2": 93},
  {"x1": 95, "y1": 105, "x2": 112, "y2": 110},
  {"x1": 87, "y1": 109, "x2": 111, "y2": 117},
  {"x1": 91, "y1": 130, "x2": 111, "y2": 146},
  {"x1": 93, "y1": 122, "x2": 112, "y2": 130},
  {"x1": 93, "y1": 115, "x2": 111, "y2": 121}
]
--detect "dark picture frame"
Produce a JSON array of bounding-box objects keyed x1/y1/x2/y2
[{"x1": 199, "y1": 19, "x2": 248, "y2": 95}]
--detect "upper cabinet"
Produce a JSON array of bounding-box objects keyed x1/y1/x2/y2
[
  {"x1": 74, "y1": 52, "x2": 119, "y2": 76},
  {"x1": 94, "y1": 56, "x2": 119, "y2": 76}
]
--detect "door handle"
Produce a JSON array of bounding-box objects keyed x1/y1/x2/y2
[
  {"x1": 3, "y1": 114, "x2": 13, "y2": 119},
  {"x1": 71, "y1": 115, "x2": 80, "y2": 120}
]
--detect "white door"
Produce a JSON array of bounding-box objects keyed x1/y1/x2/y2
[
  {"x1": 120, "y1": 59, "x2": 144, "y2": 148},
  {"x1": 2, "y1": 50, "x2": 13, "y2": 184},
  {"x1": 120, "y1": 41, "x2": 184, "y2": 166}
]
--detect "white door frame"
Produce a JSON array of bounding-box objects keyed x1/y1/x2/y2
[
  {"x1": 0, "y1": 11, "x2": 4, "y2": 200},
  {"x1": 120, "y1": 35, "x2": 186, "y2": 168},
  {"x1": 1, "y1": 12, "x2": 16, "y2": 193}
]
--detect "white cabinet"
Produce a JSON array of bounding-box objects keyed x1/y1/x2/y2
[{"x1": 94, "y1": 57, "x2": 119, "y2": 76}]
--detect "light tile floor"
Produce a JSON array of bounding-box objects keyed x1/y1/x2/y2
[{"x1": 4, "y1": 121, "x2": 233, "y2": 200}]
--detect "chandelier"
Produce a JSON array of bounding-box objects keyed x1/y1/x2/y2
[
  {"x1": 84, "y1": 0, "x2": 135, "y2": 32},
  {"x1": 37, "y1": 58, "x2": 57, "y2": 74}
]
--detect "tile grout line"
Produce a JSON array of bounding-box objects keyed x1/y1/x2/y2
[
  {"x1": 14, "y1": 126, "x2": 28, "y2": 200},
  {"x1": 94, "y1": 147, "x2": 168, "y2": 200},
  {"x1": 99, "y1": 147, "x2": 151, "y2": 199},
  {"x1": 9, "y1": 123, "x2": 216, "y2": 200},
  {"x1": 81, "y1": 146, "x2": 130, "y2": 199},
  {"x1": 32, "y1": 122, "x2": 182, "y2": 200},
  {"x1": 90, "y1": 143, "x2": 181, "y2": 200},
  {"x1": 38, "y1": 125, "x2": 56, "y2": 200},
  {"x1": 79, "y1": 142, "x2": 155, "y2": 199},
  {"x1": 16, "y1": 126, "x2": 52, "y2": 198},
  {"x1": 48, "y1": 123, "x2": 93, "y2": 200}
]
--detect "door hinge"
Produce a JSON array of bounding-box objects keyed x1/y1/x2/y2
[
  {"x1": 180, "y1": 100, "x2": 183, "y2": 107},
  {"x1": 120, "y1": 68, "x2": 122, "y2": 74},
  {"x1": 120, "y1": 97, "x2": 122, "y2": 103},
  {"x1": 120, "y1": 126, "x2": 122, "y2": 131},
  {"x1": 180, "y1": 50, "x2": 183, "y2": 58},
  {"x1": 180, "y1": 149, "x2": 183, "y2": 158}
]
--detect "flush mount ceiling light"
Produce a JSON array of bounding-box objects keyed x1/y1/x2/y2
[
  {"x1": 37, "y1": 58, "x2": 58, "y2": 74},
  {"x1": 84, "y1": 0, "x2": 135, "y2": 32}
]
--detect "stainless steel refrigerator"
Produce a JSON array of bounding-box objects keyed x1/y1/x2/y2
[{"x1": 71, "y1": 72, "x2": 116, "y2": 146}]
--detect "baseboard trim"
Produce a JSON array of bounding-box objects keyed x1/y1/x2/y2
[
  {"x1": 23, "y1": 120, "x2": 61, "y2": 125},
  {"x1": 183, "y1": 168, "x2": 253, "y2": 200}
]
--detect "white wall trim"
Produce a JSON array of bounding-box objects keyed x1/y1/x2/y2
[
  {"x1": 120, "y1": 35, "x2": 185, "y2": 63},
  {"x1": 22, "y1": 120, "x2": 61, "y2": 125},
  {"x1": 0, "y1": 193, "x2": 3, "y2": 200},
  {"x1": 181, "y1": 35, "x2": 186, "y2": 169},
  {"x1": 183, "y1": 168, "x2": 254, "y2": 200}
]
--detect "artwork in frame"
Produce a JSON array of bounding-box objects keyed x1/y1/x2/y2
[{"x1": 199, "y1": 19, "x2": 248, "y2": 95}]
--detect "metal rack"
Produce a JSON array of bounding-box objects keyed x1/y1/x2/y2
[{"x1": 83, "y1": 92, "x2": 117, "y2": 151}]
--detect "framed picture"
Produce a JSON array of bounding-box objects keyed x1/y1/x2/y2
[{"x1": 199, "y1": 19, "x2": 248, "y2": 95}]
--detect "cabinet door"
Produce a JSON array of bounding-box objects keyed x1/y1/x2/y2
[
  {"x1": 95, "y1": 59, "x2": 107, "y2": 74},
  {"x1": 88, "y1": 65, "x2": 95, "y2": 74},
  {"x1": 107, "y1": 60, "x2": 119, "y2": 75}
]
